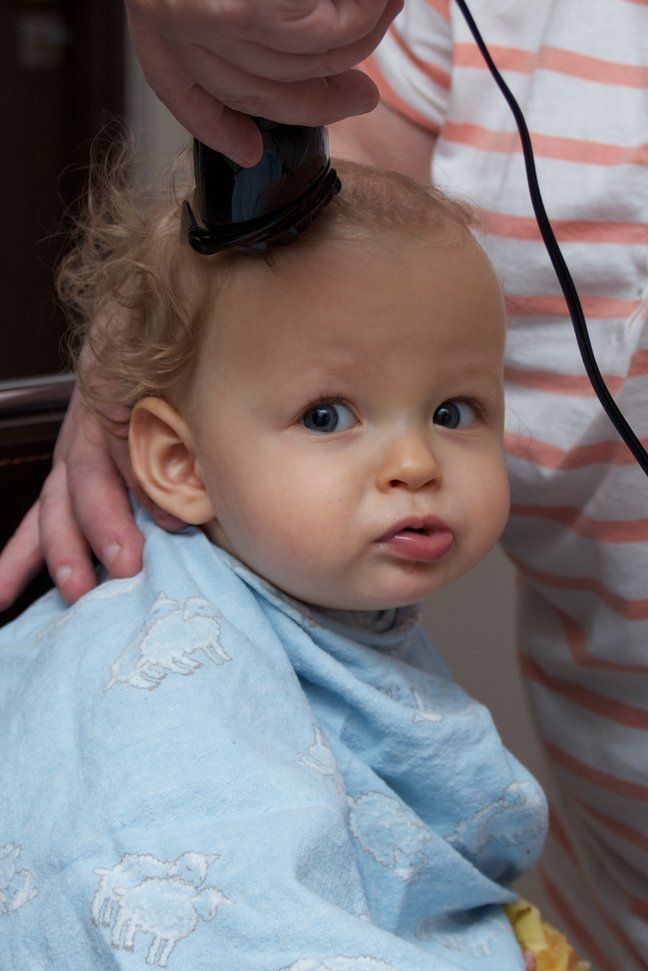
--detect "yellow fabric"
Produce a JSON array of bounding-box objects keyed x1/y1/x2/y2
[{"x1": 504, "y1": 899, "x2": 590, "y2": 971}]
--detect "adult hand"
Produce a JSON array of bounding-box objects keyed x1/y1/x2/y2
[
  {"x1": 125, "y1": 0, "x2": 402, "y2": 164},
  {"x1": 0, "y1": 385, "x2": 184, "y2": 610}
]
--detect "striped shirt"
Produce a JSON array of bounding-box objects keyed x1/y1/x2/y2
[{"x1": 366, "y1": 2, "x2": 648, "y2": 968}]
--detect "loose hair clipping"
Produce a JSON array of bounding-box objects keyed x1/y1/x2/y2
[{"x1": 182, "y1": 120, "x2": 341, "y2": 255}]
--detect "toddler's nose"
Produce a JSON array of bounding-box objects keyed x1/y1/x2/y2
[{"x1": 376, "y1": 432, "x2": 442, "y2": 492}]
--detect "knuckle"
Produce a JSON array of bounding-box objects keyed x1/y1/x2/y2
[
  {"x1": 64, "y1": 456, "x2": 91, "y2": 494},
  {"x1": 224, "y1": 91, "x2": 271, "y2": 116},
  {"x1": 290, "y1": 4, "x2": 378, "y2": 54},
  {"x1": 321, "y1": 48, "x2": 351, "y2": 76},
  {"x1": 38, "y1": 464, "x2": 64, "y2": 507},
  {"x1": 165, "y1": 0, "x2": 257, "y2": 36},
  {"x1": 216, "y1": 2, "x2": 256, "y2": 33}
]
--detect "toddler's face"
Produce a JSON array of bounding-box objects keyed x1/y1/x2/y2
[{"x1": 185, "y1": 227, "x2": 510, "y2": 610}]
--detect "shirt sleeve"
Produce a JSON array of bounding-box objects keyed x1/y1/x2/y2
[{"x1": 363, "y1": 0, "x2": 454, "y2": 135}]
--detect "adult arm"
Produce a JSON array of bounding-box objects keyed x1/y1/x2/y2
[
  {"x1": 0, "y1": 386, "x2": 184, "y2": 610},
  {"x1": 330, "y1": 100, "x2": 437, "y2": 181}
]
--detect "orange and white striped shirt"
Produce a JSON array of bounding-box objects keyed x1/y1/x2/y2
[{"x1": 367, "y1": 2, "x2": 648, "y2": 968}]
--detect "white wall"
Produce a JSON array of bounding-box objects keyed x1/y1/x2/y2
[
  {"x1": 124, "y1": 37, "x2": 549, "y2": 905},
  {"x1": 125, "y1": 42, "x2": 188, "y2": 183}
]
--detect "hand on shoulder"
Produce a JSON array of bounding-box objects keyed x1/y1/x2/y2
[{"x1": 0, "y1": 384, "x2": 183, "y2": 610}]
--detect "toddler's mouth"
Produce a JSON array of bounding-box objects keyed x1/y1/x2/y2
[{"x1": 376, "y1": 517, "x2": 455, "y2": 563}]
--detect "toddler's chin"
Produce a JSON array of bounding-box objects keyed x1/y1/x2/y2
[
  {"x1": 215, "y1": 553, "x2": 448, "y2": 613},
  {"x1": 302, "y1": 581, "x2": 436, "y2": 614}
]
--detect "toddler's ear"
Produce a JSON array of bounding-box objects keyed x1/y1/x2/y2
[{"x1": 129, "y1": 397, "x2": 214, "y2": 525}]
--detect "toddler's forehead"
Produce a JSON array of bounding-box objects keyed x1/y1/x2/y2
[
  {"x1": 208, "y1": 228, "x2": 502, "y2": 367},
  {"x1": 222, "y1": 220, "x2": 469, "y2": 298}
]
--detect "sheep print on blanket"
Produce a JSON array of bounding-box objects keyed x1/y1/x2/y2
[{"x1": 0, "y1": 507, "x2": 547, "y2": 970}]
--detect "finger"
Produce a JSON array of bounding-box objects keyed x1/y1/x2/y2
[
  {"x1": 65, "y1": 431, "x2": 145, "y2": 583},
  {"x1": 162, "y1": 82, "x2": 265, "y2": 166},
  {"x1": 164, "y1": 70, "x2": 378, "y2": 162},
  {"x1": 190, "y1": 0, "x2": 400, "y2": 81},
  {"x1": 278, "y1": 68, "x2": 380, "y2": 123},
  {"x1": 130, "y1": 8, "x2": 379, "y2": 160},
  {"x1": 186, "y1": 50, "x2": 380, "y2": 126},
  {"x1": 0, "y1": 503, "x2": 45, "y2": 611},
  {"x1": 203, "y1": 0, "x2": 399, "y2": 55},
  {"x1": 160, "y1": 53, "x2": 379, "y2": 161},
  {"x1": 38, "y1": 464, "x2": 101, "y2": 605},
  {"x1": 328, "y1": 0, "x2": 404, "y2": 46},
  {"x1": 128, "y1": 9, "x2": 264, "y2": 164},
  {"x1": 241, "y1": 69, "x2": 380, "y2": 125}
]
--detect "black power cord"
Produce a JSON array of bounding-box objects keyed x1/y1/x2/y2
[{"x1": 454, "y1": 0, "x2": 648, "y2": 477}]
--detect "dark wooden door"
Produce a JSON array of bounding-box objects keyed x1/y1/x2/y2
[
  {"x1": 0, "y1": 0, "x2": 124, "y2": 620},
  {"x1": 1, "y1": 0, "x2": 124, "y2": 380}
]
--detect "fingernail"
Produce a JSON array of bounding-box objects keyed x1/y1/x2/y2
[
  {"x1": 55, "y1": 566, "x2": 73, "y2": 587},
  {"x1": 103, "y1": 543, "x2": 122, "y2": 567},
  {"x1": 235, "y1": 153, "x2": 257, "y2": 169},
  {"x1": 235, "y1": 144, "x2": 263, "y2": 168}
]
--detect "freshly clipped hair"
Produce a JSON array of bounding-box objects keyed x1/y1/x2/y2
[{"x1": 57, "y1": 134, "x2": 473, "y2": 428}]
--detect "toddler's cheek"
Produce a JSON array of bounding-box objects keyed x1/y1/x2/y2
[{"x1": 469, "y1": 462, "x2": 510, "y2": 550}]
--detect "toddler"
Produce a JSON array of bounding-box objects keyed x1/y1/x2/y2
[{"x1": 0, "y1": 152, "x2": 552, "y2": 969}]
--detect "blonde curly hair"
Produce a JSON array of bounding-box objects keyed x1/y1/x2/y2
[{"x1": 58, "y1": 134, "x2": 472, "y2": 429}]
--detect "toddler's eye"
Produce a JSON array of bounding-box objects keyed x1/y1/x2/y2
[
  {"x1": 302, "y1": 401, "x2": 356, "y2": 434},
  {"x1": 433, "y1": 399, "x2": 477, "y2": 429}
]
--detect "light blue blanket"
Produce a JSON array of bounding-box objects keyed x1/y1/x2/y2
[{"x1": 0, "y1": 508, "x2": 546, "y2": 970}]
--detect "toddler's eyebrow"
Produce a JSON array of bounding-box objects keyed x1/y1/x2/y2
[{"x1": 290, "y1": 356, "x2": 372, "y2": 382}]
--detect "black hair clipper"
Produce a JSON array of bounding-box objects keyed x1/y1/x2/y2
[{"x1": 182, "y1": 120, "x2": 341, "y2": 254}]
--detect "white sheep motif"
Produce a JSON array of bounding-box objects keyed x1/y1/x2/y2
[
  {"x1": 409, "y1": 684, "x2": 476, "y2": 723},
  {"x1": 106, "y1": 593, "x2": 231, "y2": 690},
  {"x1": 110, "y1": 877, "x2": 227, "y2": 967},
  {"x1": 447, "y1": 781, "x2": 547, "y2": 858},
  {"x1": 347, "y1": 791, "x2": 431, "y2": 881},
  {"x1": 297, "y1": 728, "x2": 334, "y2": 774},
  {"x1": 296, "y1": 728, "x2": 346, "y2": 801},
  {"x1": 0, "y1": 842, "x2": 38, "y2": 915},
  {"x1": 92, "y1": 851, "x2": 217, "y2": 928},
  {"x1": 409, "y1": 687, "x2": 443, "y2": 723},
  {"x1": 92, "y1": 851, "x2": 226, "y2": 966}
]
